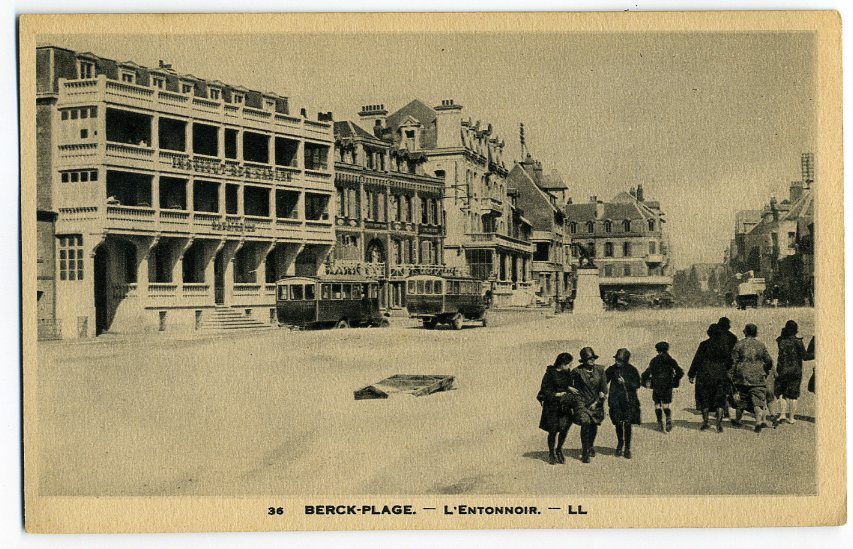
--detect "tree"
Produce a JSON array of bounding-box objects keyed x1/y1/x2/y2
[{"x1": 707, "y1": 269, "x2": 719, "y2": 293}]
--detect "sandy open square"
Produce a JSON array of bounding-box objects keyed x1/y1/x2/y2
[{"x1": 36, "y1": 307, "x2": 815, "y2": 497}]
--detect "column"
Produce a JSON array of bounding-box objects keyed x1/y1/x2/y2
[
  {"x1": 151, "y1": 175, "x2": 160, "y2": 212},
  {"x1": 151, "y1": 115, "x2": 159, "y2": 150},
  {"x1": 237, "y1": 183, "x2": 244, "y2": 216},
  {"x1": 218, "y1": 181, "x2": 226, "y2": 214},
  {"x1": 186, "y1": 178, "x2": 195, "y2": 213},
  {"x1": 186, "y1": 120, "x2": 194, "y2": 156},
  {"x1": 236, "y1": 129, "x2": 244, "y2": 162},
  {"x1": 268, "y1": 188, "x2": 275, "y2": 218}
]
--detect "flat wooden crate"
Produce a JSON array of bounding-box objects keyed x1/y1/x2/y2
[{"x1": 354, "y1": 374, "x2": 455, "y2": 400}]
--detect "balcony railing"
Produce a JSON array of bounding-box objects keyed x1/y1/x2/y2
[
  {"x1": 148, "y1": 283, "x2": 178, "y2": 297},
  {"x1": 233, "y1": 283, "x2": 262, "y2": 297},
  {"x1": 324, "y1": 260, "x2": 386, "y2": 278},
  {"x1": 181, "y1": 283, "x2": 210, "y2": 296}
]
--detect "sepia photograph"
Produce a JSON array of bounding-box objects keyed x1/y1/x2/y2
[{"x1": 19, "y1": 10, "x2": 845, "y2": 533}]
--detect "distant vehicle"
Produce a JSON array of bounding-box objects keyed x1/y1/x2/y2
[
  {"x1": 276, "y1": 276, "x2": 389, "y2": 329},
  {"x1": 736, "y1": 276, "x2": 766, "y2": 310},
  {"x1": 406, "y1": 274, "x2": 490, "y2": 329},
  {"x1": 606, "y1": 291, "x2": 673, "y2": 310}
]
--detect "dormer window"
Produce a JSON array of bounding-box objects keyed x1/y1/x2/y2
[
  {"x1": 623, "y1": 219, "x2": 631, "y2": 232},
  {"x1": 152, "y1": 77, "x2": 165, "y2": 89},
  {"x1": 209, "y1": 88, "x2": 221, "y2": 101},
  {"x1": 263, "y1": 99, "x2": 275, "y2": 111},
  {"x1": 120, "y1": 71, "x2": 136, "y2": 84},
  {"x1": 648, "y1": 219, "x2": 656, "y2": 231},
  {"x1": 233, "y1": 93, "x2": 244, "y2": 105},
  {"x1": 79, "y1": 60, "x2": 95, "y2": 79},
  {"x1": 586, "y1": 221, "x2": 595, "y2": 233},
  {"x1": 180, "y1": 82, "x2": 194, "y2": 95},
  {"x1": 604, "y1": 220, "x2": 612, "y2": 233}
]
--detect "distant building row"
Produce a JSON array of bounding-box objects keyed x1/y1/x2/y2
[
  {"x1": 727, "y1": 153, "x2": 815, "y2": 305},
  {"x1": 35, "y1": 46, "x2": 672, "y2": 339}
]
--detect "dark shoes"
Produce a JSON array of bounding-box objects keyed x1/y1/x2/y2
[
  {"x1": 731, "y1": 419, "x2": 742, "y2": 428},
  {"x1": 581, "y1": 451, "x2": 590, "y2": 464},
  {"x1": 555, "y1": 449, "x2": 565, "y2": 464},
  {"x1": 624, "y1": 449, "x2": 632, "y2": 459},
  {"x1": 548, "y1": 451, "x2": 557, "y2": 465},
  {"x1": 754, "y1": 423, "x2": 764, "y2": 433},
  {"x1": 589, "y1": 447, "x2": 596, "y2": 458},
  {"x1": 615, "y1": 444, "x2": 623, "y2": 457},
  {"x1": 658, "y1": 421, "x2": 666, "y2": 433},
  {"x1": 700, "y1": 422, "x2": 710, "y2": 431},
  {"x1": 665, "y1": 420, "x2": 673, "y2": 432}
]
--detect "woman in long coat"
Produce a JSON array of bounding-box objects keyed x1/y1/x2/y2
[
  {"x1": 537, "y1": 353, "x2": 579, "y2": 464},
  {"x1": 606, "y1": 348, "x2": 642, "y2": 459},
  {"x1": 688, "y1": 324, "x2": 732, "y2": 432},
  {"x1": 775, "y1": 320, "x2": 808, "y2": 424},
  {"x1": 570, "y1": 347, "x2": 608, "y2": 464}
]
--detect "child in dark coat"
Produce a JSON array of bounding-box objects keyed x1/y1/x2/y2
[
  {"x1": 537, "y1": 353, "x2": 582, "y2": 464},
  {"x1": 641, "y1": 341, "x2": 684, "y2": 433},
  {"x1": 605, "y1": 348, "x2": 642, "y2": 459}
]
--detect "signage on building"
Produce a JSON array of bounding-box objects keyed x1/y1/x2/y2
[
  {"x1": 171, "y1": 157, "x2": 293, "y2": 182},
  {"x1": 211, "y1": 219, "x2": 256, "y2": 233}
]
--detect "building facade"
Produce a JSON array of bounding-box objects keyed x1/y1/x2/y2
[
  {"x1": 731, "y1": 153, "x2": 815, "y2": 305},
  {"x1": 506, "y1": 154, "x2": 570, "y2": 304},
  {"x1": 358, "y1": 100, "x2": 534, "y2": 307},
  {"x1": 565, "y1": 185, "x2": 672, "y2": 299},
  {"x1": 36, "y1": 46, "x2": 335, "y2": 338},
  {"x1": 331, "y1": 118, "x2": 447, "y2": 310}
]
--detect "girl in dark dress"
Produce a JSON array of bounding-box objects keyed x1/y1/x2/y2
[
  {"x1": 570, "y1": 347, "x2": 608, "y2": 463},
  {"x1": 537, "y1": 353, "x2": 579, "y2": 464},
  {"x1": 606, "y1": 348, "x2": 642, "y2": 459}
]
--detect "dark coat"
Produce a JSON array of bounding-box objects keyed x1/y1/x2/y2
[
  {"x1": 570, "y1": 363, "x2": 608, "y2": 425},
  {"x1": 642, "y1": 353, "x2": 684, "y2": 389},
  {"x1": 776, "y1": 335, "x2": 807, "y2": 380},
  {"x1": 606, "y1": 363, "x2": 642, "y2": 425},
  {"x1": 722, "y1": 330, "x2": 739, "y2": 354},
  {"x1": 731, "y1": 337, "x2": 774, "y2": 387},
  {"x1": 688, "y1": 337, "x2": 731, "y2": 386},
  {"x1": 537, "y1": 366, "x2": 578, "y2": 432}
]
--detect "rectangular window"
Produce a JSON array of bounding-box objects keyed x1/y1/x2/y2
[
  {"x1": 79, "y1": 61, "x2": 95, "y2": 79},
  {"x1": 321, "y1": 284, "x2": 331, "y2": 300},
  {"x1": 153, "y1": 77, "x2": 165, "y2": 89},
  {"x1": 233, "y1": 93, "x2": 244, "y2": 104},
  {"x1": 181, "y1": 83, "x2": 193, "y2": 94},
  {"x1": 58, "y1": 235, "x2": 84, "y2": 281},
  {"x1": 623, "y1": 242, "x2": 631, "y2": 257},
  {"x1": 624, "y1": 264, "x2": 632, "y2": 277},
  {"x1": 649, "y1": 241, "x2": 657, "y2": 254},
  {"x1": 121, "y1": 72, "x2": 135, "y2": 84},
  {"x1": 209, "y1": 88, "x2": 221, "y2": 100},
  {"x1": 352, "y1": 284, "x2": 363, "y2": 299},
  {"x1": 278, "y1": 286, "x2": 289, "y2": 300},
  {"x1": 342, "y1": 284, "x2": 352, "y2": 299},
  {"x1": 407, "y1": 280, "x2": 416, "y2": 294},
  {"x1": 304, "y1": 284, "x2": 316, "y2": 300},
  {"x1": 332, "y1": 283, "x2": 343, "y2": 300},
  {"x1": 290, "y1": 285, "x2": 304, "y2": 300}
]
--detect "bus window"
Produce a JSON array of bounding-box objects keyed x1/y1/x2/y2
[
  {"x1": 305, "y1": 284, "x2": 316, "y2": 300},
  {"x1": 368, "y1": 284, "x2": 378, "y2": 298},
  {"x1": 452, "y1": 281, "x2": 460, "y2": 294},
  {"x1": 416, "y1": 280, "x2": 425, "y2": 295},
  {"x1": 433, "y1": 280, "x2": 443, "y2": 294},
  {"x1": 424, "y1": 281, "x2": 433, "y2": 295},
  {"x1": 278, "y1": 285, "x2": 289, "y2": 300},
  {"x1": 332, "y1": 283, "x2": 343, "y2": 299},
  {"x1": 321, "y1": 284, "x2": 331, "y2": 300},
  {"x1": 407, "y1": 280, "x2": 416, "y2": 295},
  {"x1": 342, "y1": 284, "x2": 352, "y2": 299},
  {"x1": 291, "y1": 284, "x2": 304, "y2": 300},
  {"x1": 353, "y1": 284, "x2": 363, "y2": 299}
]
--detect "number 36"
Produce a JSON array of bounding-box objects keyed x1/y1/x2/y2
[{"x1": 268, "y1": 507, "x2": 284, "y2": 515}]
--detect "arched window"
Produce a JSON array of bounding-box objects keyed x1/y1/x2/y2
[
  {"x1": 604, "y1": 220, "x2": 612, "y2": 233},
  {"x1": 604, "y1": 242, "x2": 614, "y2": 257},
  {"x1": 586, "y1": 221, "x2": 595, "y2": 233},
  {"x1": 569, "y1": 222, "x2": 577, "y2": 234},
  {"x1": 648, "y1": 219, "x2": 656, "y2": 231},
  {"x1": 623, "y1": 219, "x2": 631, "y2": 232}
]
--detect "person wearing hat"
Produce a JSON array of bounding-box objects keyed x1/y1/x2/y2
[
  {"x1": 537, "y1": 353, "x2": 582, "y2": 464},
  {"x1": 731, "y1": 323, "x2": 774, "y2": 433},
  {"x1": 688, "y1": 324, "x2": 732, "y2": 432},
  {"x1": 774, "y1": 320, "x2": 808, "y2": 425},
  {"x1": 717, "y1": 317, "x2": 739, "y2": 421},
  {"x1": 570, "y1": 347, "x2": 608, "y2": 463},
  {"x1": 606, "y1": 348, "x2": 642, "y2": 458},
  {"x1": 641, "y1": 341, "x2": 684, "y2": 433}
]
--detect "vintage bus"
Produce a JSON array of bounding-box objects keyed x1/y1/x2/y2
[
  {"x1": 405, "y1": 275, "x2": 490, "y2": 329},
  {"x1": 276, "y1": 276, "x2": 389, "y2": 329}
]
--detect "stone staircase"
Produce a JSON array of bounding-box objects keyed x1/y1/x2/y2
[{"x1": 200, "y1": 306, "x2": 276, "y2": 333}]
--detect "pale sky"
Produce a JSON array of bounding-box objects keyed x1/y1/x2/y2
[{"x1": 41, "y1": 32, "x2": 815, "y2": 268}]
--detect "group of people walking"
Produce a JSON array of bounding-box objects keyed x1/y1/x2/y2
[
  {"x1": 689, "y1": 317, "x2": 815, "y2": 433},
  {"x1": 536, "y1": 316, "x2": 814, "y2": 465}
]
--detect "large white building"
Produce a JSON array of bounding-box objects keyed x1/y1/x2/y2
[{"x1": 36, "y1": 46, "x2": 335, "y2": 337}]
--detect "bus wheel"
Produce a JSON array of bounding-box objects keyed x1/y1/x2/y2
[
  {"x1": 451, "y1": 313, "x2": 464, "y2": 330},
  {"x1": 335, "y1": 319, "x2": 350, "y2": 329},
  {"x1": 423, "y1": 318, "x2": 437, "y2": 329}
]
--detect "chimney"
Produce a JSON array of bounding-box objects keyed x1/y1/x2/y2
[
  {"x1": 299, "y1": 107, "x2": 307, "y2": 118},
  {"x1": 317, "y1": 111, "x2": 333, "y2": 122},
  {"x1": 595, "y1": 199, "x2": 605, "y2": 220},
  {"x1": 770, "y1": 196, "x2": 779, "y2": 222},
  {"x1": 636, "y1": 184, "x2": 644, "y2": 202},
  {"x1": 789, "y1": 180, "x2": 804, "y2": 203},
  {"x1": 567, "y1": 197, "x2": 573, "y2": 205},
  {"x1": 629, "y1": 186, "x2": 636, "y2": 198},
  {"x1": 434, "y1": 99, "x2": 464, "y2": 148},
  {"x1": 358, "y1": 104, "x2": 388, "y2": 134}
]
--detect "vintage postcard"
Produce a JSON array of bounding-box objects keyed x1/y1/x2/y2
[{"x1": 20, "y1": 11, "x2": 844, "y2": 533}]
